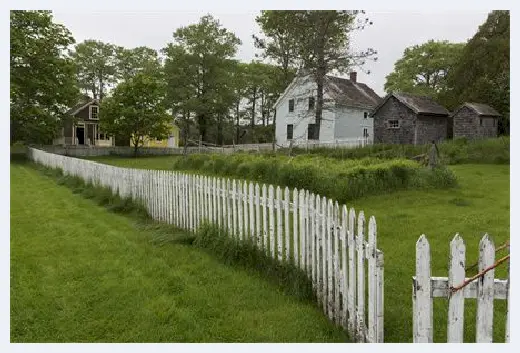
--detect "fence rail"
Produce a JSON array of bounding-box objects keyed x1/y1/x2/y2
[
  {"x1": 28, "y1": 147, "x2": 384, "y2": 343},
  {"x1": 413, "y1": 234, "x2": 510, "y2": 343}
]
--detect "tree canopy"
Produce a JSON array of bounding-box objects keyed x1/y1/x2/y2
[
  {"x1": 441, "y1": 10, "x2": 510, "y2": 134},
  {"x1": 10, "y1": 10, "x2": 79, "y2": 144},
  {"x1": 384, "y1": 40, "x2": 465, "y2": 98},
  {"x1": 100, "y1": 72, "x2": 171, "y2": 155}
]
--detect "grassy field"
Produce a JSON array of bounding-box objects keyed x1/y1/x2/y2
[
  {"x1": 10, "y1": 162, "x2": 348, "y2": 343},
  {"x1": 89, "y1": 155, "x2": 510, "y2": 342}
]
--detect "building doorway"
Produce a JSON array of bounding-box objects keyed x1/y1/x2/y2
[{"x1": 76, "y1": 127, "x2": 85, "y2": 145}]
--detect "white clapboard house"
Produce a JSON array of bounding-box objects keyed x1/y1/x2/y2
[{"x1": 274, "y1": 71, "x2": 381, "y2": 147}]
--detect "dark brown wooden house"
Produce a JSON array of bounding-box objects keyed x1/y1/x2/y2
[
  {"x1": 371, "y1": 92, "x2": 450, "y2": 145},
  {"x1": 53, "y1": 96, "x2": 114, "y2": 146},
  {"x1": 452, "y1": 103, "x2": 501, "y2": 140}
]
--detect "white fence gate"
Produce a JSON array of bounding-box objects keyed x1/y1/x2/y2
[
  {"x1": 413, "y1": 234, "x2": 510, "y2": 343},
  {"x1": 28, "y1": 147, "x2": 384, "y2": 343}
]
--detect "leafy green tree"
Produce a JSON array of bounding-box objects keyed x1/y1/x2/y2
[
  {"x1": 70, "y1": 39, "x2": 119, "y2": 100},
  {"x1": 441, "y1": 10, "x2": 510, "y2": 135},
  {"x1": 100, "y1": 72, "x2": 171, "y2": 156},
  {"x1": 117, "y1": 46, "x2": 162, "y2": 81},
  {"x1": 255, "y1": 11, "x2": 376, "y2": 140},
  {"x1": 384, "y1": 40, "x2": 465, "y2": 98},
  {"x1": 163, "y1": 14, "x2": 241, "y2": 142},
  {"x1": 10, "y1": 10, "x2": 79, "y2": 144}
]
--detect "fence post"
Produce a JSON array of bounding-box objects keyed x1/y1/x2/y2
[
  {"x1": 448, "y1": 234, "x2": 466, "y2": 343},
  {"x1": 476, "y1": 234, "x2": 495, "y2": 343},
  {"x1": 413, "y1": 235, "x2": 433, "y2": 343}
]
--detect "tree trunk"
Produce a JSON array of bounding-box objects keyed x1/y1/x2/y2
[
  {"x1": 235, "y1": 101, "x2": 240, "y2": 144},
  {"x1": 314, "y1": 67, "x2": 325, "y2": 140}
]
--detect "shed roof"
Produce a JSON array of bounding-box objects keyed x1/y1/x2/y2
[
  {"x1": 67, "y1": 96, "x2": 98, "y2": 116},
  {"x1": 460, "y1": 102, "x2": 502, "y2": 117},
  {"x1": 372, "y1": 92, "x2": 450, "y2": 117}
]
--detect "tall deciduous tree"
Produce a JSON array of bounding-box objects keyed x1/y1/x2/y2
[
  {"x1": 441, "y1": 10, "x2": 510, "y2": 135},
  {"x1": 384, "y1": 40, "x2": 465, "y2": 98},
  {"x1": 100, "y1": 72, "x2": 171, "y2": 156},
  {"x1": 255, "y1": 11, "x2": 376, "y2": 140},
  {"x1": 70, "y1": 39, "x2": 119, "y2": 101},
  {"x1": 117, "y1": 46, "x2": 162, "y2": 81},
  {"x1": 163, "y1": 14, "x2": 241, "y2": 142},
  {"x1": 10, "y1": 10, "x2": 79, "y2": 144}
]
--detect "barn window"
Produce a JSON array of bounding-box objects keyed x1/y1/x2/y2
[
  {"x1": 289, "y1": 99, "x2": 295, "y2": 113},
  {"x1": 286, "y1": 124, "x2": 294, "y2": 140},
  {"x1": 493, "y1": 119, "x2": 496, "y2": 127},
  {"x1": 90, "y1": 106, "x2": 99, "y2": 120},
  {"x1": 388, "y1": 120, "x2": 400, "y2": 129},
  {"x1": 308, "y1": 97, "x2": 315, "y2": 110},
  {"x1": 308, "y1": 124, "x2": 317, "y2": 140}
]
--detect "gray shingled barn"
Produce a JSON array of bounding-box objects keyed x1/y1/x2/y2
[
  {"x1": 452, "y1": 103, "x2": 501, "y2": 140},
  {"x1": 371, "y1": 92, "x2": 450, "y2": 145}
]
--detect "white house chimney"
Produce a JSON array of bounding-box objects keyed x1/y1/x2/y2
[{"x1": 349, "y1": 71, "x2": 357, "y2": 83}]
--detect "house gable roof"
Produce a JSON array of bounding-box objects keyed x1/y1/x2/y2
[
  {"x1": 325, "y1": 75, "x2": 382, "y2": 109},
  {"x1": 67, "y1": 96, "x2": 99, "y2": 116},
  {"x1": 457, "y1": 102, "x2": 502, "y2": 117},
  {"x1": 273, "y1": 73, "x2": 381, "y2": 110},
  {"x1": 371, "y1": 92, "x2": 450, "y2": 117}
]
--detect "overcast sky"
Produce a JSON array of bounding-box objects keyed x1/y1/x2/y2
[{"x1": 52, "y1": 11, "x2": 490, "y2": 96}]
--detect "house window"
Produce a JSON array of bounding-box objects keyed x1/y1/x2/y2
[
  {"x1": 308, "y1": 97, "x2": 315, "y2": 110},
  {"x1": 493, "y1": 119, "x2": 496, "y2": 127},
  {"x1": 286, "y1": 124, "x2": 294, "y2": 140},
  {"x1": 388, "y1": 120, "x2": 400, "y2": 129},
  {"x1": 97, "y1": 132, "x2": 109, "y2": 140},
  {"x1": 90, "y1": 106, "x2": 99, "y2": 120},
  {"x1": 308, "y1": 124, "x2": 317, "y2": 140},
  {"x1": 289, "y1": 99, "x2": 295, "y2": 113},
  {"x1": 480, "y1": 118, "x2": 483, "y2": 127},
  {"x1": 364, "y1": 112, "x2": 368, "y2": 119},
  {"x1": 363, "y1": 128, "x2": 369, "y2": 138}
]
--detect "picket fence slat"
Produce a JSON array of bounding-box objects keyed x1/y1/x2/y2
[
  {"x1": 28, "y1": 147, "x2": 385, "y2": 343},
  {"x1": 414, "y1": 235, "x2": 432, "y2": 343},
  {"x1": 447, "y1": 234, "x2": 465, "y2": 343},
  {"x1": 476, "y1": 234, "x2": 495, "y2": 343}
]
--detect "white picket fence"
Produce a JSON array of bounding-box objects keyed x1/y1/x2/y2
[
  {"x1": 413, "y1": 234, "x2": 510, "y2": 343},
  {"x1": 28, "y1": 147, "x2": 384, "y2": 343}
]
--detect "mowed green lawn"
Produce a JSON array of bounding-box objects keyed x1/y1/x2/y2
[
  {"x1": 10, "y1": 163, "x2": 348, "y2": 343},
  {"x1": 90, "y1": 156, "x2": 510, "y2": 343}
]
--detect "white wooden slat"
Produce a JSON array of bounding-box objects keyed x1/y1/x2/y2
[
  {"x1": 376, "y1": 250, "x2": 384, "y2": 343},
  {"x1": 367, "y1": 216, "x2": 377, "y2": 342},
  {"x1": 268, "y1": 185, "x2": 275, "y2": 259},
  {"x1": 249, "y1": 182, "x2": 255, "y2": 242},
  {"x1": 276, "y1": 186, "x2": 283, "y2": 262},
  {"x1": 327, "y1": 199, "x2": 334, "y2": 321},
  {"x1": 309, "y1": 194, "x2": 316, "y2": 291},
  {"x1": 255, "y1": 183, "x2": 261, "y2": 248},
  {"x1": 212, "y1": 177, "x2": 217, "y2": 226},
  {"x1": 188, "y1": 174, "x2": 193, "y2": 230},
  {"x1": 334, "y1": 201, "x2": 340, "y2": 325},
  {"x1": 299, "y1": 189, "x2": 306, "y2": 271},
  {"x1": 341, "y1": 205, "x2": 348, "y2": 330},
  {"x1": 226, "y1": 179, "x2": 231, "y2": 234},
  {"x1": 414, "y1": 235, "x2": 433, "y2": 343},
  {"x1": 284, "y1": 187, "x2": 290, "y2": 263},
  {"x1": 306, "y1": 191, "x2": 312, "y2": 275},
  {"x1": 322, "y1": 196, "x2": 328, "y2": 313},
  {"x1": 293, "y1": 188, "x2": 299, "y2": 267},
  {"x1": 243, "y1": 181, "x2": 249, "y2": 240},
  {"x1": 476, "y1": 234, "x2": 495, "y2": 343},
  {"x1": 216, "y1": 178, "x2": 222, "y2": 229},
  {"x1": 237, "y1": 180, "x2": 243, "y2": 240},
  {"x1": 315, "y1": 196, "x2": 322, "y2": 302},
  {"x1": 262, "y1": 184, "x2": 268, "y2": 253},
  {"x1": 232, "y1": 180, "x2": 238, "y2": 238},
  {"x1": 348, "y1": 207, "x2": 356, "y2": 334},
  {"x1": 448, "y1": 234, "x2": 466, "y2": 343}
]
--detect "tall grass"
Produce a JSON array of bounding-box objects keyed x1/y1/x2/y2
[
  {"x1": 281, "y1": 137, "x2": 509, "y2": 165},
  {"x1": 171, "y1": 154, "x2": 457, "y2": 204}
]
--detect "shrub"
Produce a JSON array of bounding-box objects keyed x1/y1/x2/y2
[{"x1": 171, "y1": 154, "x2": 457, "y2": 203}]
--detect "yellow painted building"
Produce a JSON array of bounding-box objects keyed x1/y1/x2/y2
[{"x1": 131, "y1": 123, "x2": 180, "y2": 148}]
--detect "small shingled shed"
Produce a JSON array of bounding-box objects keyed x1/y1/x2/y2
[
  {"x1": 371, "y1": 92, "x2": 450, "y2": 145},
  {"x1": 452, "y1": 102, "x2": 501, "y2": 140}
]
